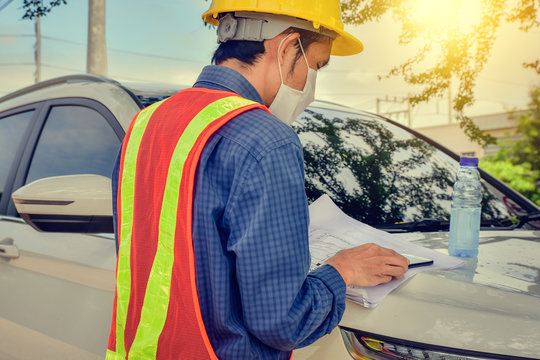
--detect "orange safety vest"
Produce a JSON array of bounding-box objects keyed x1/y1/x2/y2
[{"x1": 106, "y1": 88, "x2": 267, "y2": 360}]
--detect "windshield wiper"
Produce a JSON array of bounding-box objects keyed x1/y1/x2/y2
[
  {"x1": 376, "y1": 216, "x2": 533, "y2": 233},
  {"x1": 375, "y1": 219, "x2": 449, "y2": 233},
  {"x1": 484, "y1": 212, "x2": 540, "y2": 230},
  {"x1": 515, "y1": 212, "x2": 540, "y2": 229}
]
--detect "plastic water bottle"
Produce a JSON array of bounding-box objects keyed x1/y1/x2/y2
[{"x1": 448, "y1": 157, "x2": 482, "y2": 257}]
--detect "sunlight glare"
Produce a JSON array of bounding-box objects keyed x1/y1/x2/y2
[{"x1": 407, "y1": 0, "x2": 483, "y2": 35}]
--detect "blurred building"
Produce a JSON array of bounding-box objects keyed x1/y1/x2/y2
[{"x1": 414, "y1": 110, "x2": 528, "y2": 158}]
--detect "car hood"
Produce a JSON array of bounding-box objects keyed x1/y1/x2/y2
[
  {"x1": 396, "y1": 230, "x2": 540, "y2": 298},
  {"x1": 338, "y1": 230, "x2": 540, "y2": 358}
]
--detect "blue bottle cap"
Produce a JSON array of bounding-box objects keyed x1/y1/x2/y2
[{"x1": 460, "y1": 157, "x2": 478, "y2": 167}]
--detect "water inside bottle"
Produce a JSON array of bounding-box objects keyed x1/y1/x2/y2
[{"x1": 448, "y1": 207, "x2": 480, "y2": 257}]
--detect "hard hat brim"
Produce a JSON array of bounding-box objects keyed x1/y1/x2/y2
[{"x1": 329, "y1": 26, "x2": 363, "y2": 56}]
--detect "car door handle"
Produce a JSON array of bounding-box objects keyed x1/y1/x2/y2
[{"x1": 0, "y1": 237, "x2": 20, "y2": 259}]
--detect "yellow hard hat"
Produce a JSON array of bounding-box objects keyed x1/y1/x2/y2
[{"x1": 202, "y1": 0, "x2": 363, "y2": 56}]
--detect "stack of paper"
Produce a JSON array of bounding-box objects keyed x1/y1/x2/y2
[{"x1": 309, "y1": 195, "x2": 464, "y2": 308}]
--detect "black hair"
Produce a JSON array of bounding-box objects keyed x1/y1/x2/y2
[
  {"x1": 212, "y1": 40, "x2": 265, "y2": 66},
  {"x1": 211, "y1": 27, "x2": 330, "y2": 66}
]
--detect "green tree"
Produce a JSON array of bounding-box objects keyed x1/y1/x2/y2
[
  {"x1": 341, "y1": 0, "x2": 539, "y2": 146},
  {"x1": 480, "y1": 84, "x2": 540, "y2": 205},
  {"x1": 21, "y1": 0, "x2": 67, "y2": 19}
]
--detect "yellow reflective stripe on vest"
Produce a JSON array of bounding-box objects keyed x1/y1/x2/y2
[
  {"x1": 106, "y1": 349, "x2": 124, "y2": 360},
  {"x1": 127, "y1": 96, "x2": 256, "y2": 359},
  {"x1": 115, "y1": 99, "x2": 166, "y2": 358}
]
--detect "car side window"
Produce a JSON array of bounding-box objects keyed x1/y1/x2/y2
[
  {"x1": 25, "y1": 105, "x2": 121, "y2": 184},
  {"x1": 0, "y1": 111, "x2": 34, "y2": 203}
]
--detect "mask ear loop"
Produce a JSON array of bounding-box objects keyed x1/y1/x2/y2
[
  {"x1": 276, "y1": 33, "x2": 293, "y2": 84},
  {"x1": 297, "y1": 37, "x2": 309, "y2": 68},
  {"x1": 297, "y1": 37, "x2": 312, "y2": 87}
]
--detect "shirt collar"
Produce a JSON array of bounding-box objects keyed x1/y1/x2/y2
[{"x1": 193, "y1": 65, "x2": 265, "y2": 105}]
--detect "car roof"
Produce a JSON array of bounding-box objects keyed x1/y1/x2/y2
[
  {"x1": 0, "y1": 75, "x2": 144, "y2": 130},
  {"x1": 0, "y1": 74, "x2": 374, "y2": 131}
]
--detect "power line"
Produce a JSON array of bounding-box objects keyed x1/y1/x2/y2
[
  {"x1": 108, "y1": 47, "x2": 203, "y2": 64},
  {"x1": 0, "y1": 34, "x2": 205, "y2": 64},
  {"x1": 0, "y1": 62, "x2": 82, "y2": 72},
  {"x1": 0, "y1": 34, "x2": 34, "y2": 37},
  {"x1": 0, "y1": 62, "x2": 35, "y2": 66},
  {"x1": 318, "y1": 91, "x2": 405, "y2": 96},
  {"x1": 1, "y1": 34, "x2": 536, "y2": 84},
  {"x1": 351, "y1": 98, "x2": 379, "y2": 109},
  {"x1": 41, "y1": 63, "x2": 82, "y2": 72},
  {"x1": 42, "y1": 35, "x2": 83, "y2": 46},
  {"x1": 0, "y1": 61, "x2": 182, "y2": 84}
]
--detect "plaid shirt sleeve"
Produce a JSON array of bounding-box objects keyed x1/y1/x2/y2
[{"x1": 226, "y1": 140, "x2": 346, "y2": 350}]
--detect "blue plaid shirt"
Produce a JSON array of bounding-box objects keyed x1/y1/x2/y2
[{"x1": 112, "y1": 65, "x2": 346, "y2": 359}]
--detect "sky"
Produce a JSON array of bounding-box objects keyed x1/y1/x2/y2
[{"x1": 1, "y1": 0, "x2": 539, "y2": 128}]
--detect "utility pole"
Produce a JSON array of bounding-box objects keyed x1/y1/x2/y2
[
  {"x1": 376, "y1": 95, "x2": 413, "y2": 127},
  {"x1": 407, "y1": 94, "x2": 412, "y2": 128},
  {"x1": 34, "y1": 15, "x2": 41, "y2": 83},
  {"x1": 87, "y1": 0, "x2": 107, "y2": 76},
  {"x1": 448, "y1": 85, "x2": 452, "y2": 124}
]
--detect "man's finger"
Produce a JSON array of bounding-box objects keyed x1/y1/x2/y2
[
  {"x1": 380, "y1": 264, "x2": 405, "y2": 277},
  {"x1": 375, "y1": 274, "x2": 394, "y2": 285},
  {"x1": 382, "y1": 254, "x2": 409, "y2": 269}
]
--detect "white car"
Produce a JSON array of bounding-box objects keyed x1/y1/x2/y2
[{"x1": 1, "y1": 75, "x2": 539, "y2": 360}]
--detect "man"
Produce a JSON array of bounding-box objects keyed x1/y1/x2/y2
[{"x1": 106, "y1": 1, "x2": 409, "y2": 359}]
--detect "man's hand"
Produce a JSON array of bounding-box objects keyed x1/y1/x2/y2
[{"x1": 325, "y1": 243, "x2": 409, "y2": 287}]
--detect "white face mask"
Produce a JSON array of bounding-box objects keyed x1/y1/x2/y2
[{"x1": 269, "y1": 35, "x2": 317, "y2": 126}]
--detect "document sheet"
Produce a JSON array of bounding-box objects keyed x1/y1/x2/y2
[{"x1": 309, "y1": 195, "x2": 464, "y2": 308}]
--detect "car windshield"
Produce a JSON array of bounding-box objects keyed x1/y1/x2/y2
[
  {"x1": 293, "y1": 106, "x2": 516, "y2": 229},
  {"x1": 136, "y1": 95, "x2": 172, "y2": 109}
]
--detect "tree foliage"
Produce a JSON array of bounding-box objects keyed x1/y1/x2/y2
[
  {"x1": 480, "y1": 84, "x2": 540, "y2": 205},
  {"x1": 480, "y1": 160, "x2": 540, "y2": 205},
  {"x1": 341, "y1": 0, "x2": 539, "y2": 146},
  {"x1": 21, "y1": 0, "x2": 67, "y2": 20}
]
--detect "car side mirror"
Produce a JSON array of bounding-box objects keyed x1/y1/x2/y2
[{"x1": 12, "y1": 174, "x2": 114, "y2": 233}]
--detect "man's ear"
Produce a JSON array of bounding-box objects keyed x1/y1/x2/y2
[{"x1": 269, "y1": 32, "x2": 301, "y2": 67}]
